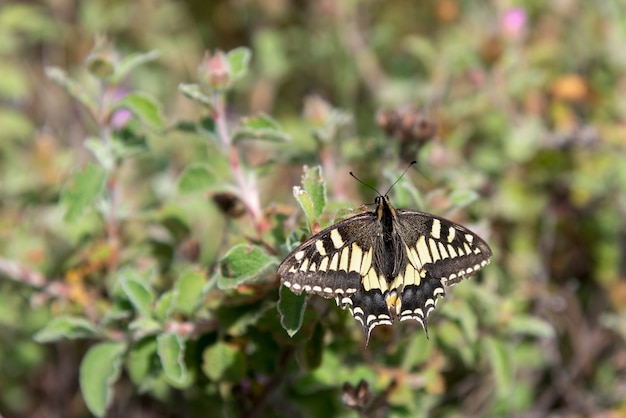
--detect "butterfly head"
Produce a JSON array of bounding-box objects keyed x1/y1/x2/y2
[{"x1": 375, "y1": 194, "x2": 397, "y2": 221}]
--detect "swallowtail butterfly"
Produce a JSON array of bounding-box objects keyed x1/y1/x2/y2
[{"x1": 277, "y1": 171, "x2": 492, "y2": 345}]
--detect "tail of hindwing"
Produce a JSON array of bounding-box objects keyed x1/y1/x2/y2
[
  {"x1": 338, "y1": 288, "x2": 392, "y2": 346},
  {"x1": 397, "y1": 272, "x2": 446, "y2": 337}
]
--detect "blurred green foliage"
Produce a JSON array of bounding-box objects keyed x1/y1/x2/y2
[{"x1": 1, "y1": 1, "x2": 626, "y2": 417}]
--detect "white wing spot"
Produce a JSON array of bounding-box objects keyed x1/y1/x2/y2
[
  {"x1": 438, "y1": 242, "x2": 449, "y2": 259},
  {"x1": 447, "y1": 227, "x2": 456, "y2": 243},
  {"x1": 339, "y1": 247, "x2": 350, "y2": 271},
  {"x1": 330, "y1": 229, "x2": 345, "y2": 249},
  {"x1": 465, "y1": 234, "x2": 474, "y2": 244},
  {"x1": 431, "y1": 219, "x2": 441, "y2": 239},
  {"x1": 313, "y1": 285, "x2": 322, "y2": 292},
  {"x1": 329, "y1": 253, "x2": 339, "y2": 271},
  {"x1": 429, "y1": 239, "x2": 441, "y2": 262},
  {"x1": 294, "y1": 251, "x2": 305, "y2": 261},
  {"x1": 315, "y1": 240, "x2": 327, "y2": 256},
  {"x1": 319, "y1": 257, "x2": 329, "y2": 272},
  {"x1": 349, "y1": 243, "x2": 363, "y2": 272},
  {"x1": 417, "y1": 236, "x2": 432, "y2": 265}
]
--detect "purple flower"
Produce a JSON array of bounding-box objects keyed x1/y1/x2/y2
[
  {"x1": 500, "y1": 7, "x2": 527, "y2": 39},
  {"x1": 111, "y1": 108, "x2": 133, "y2": 129}
]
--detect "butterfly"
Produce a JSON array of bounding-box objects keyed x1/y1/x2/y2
[{"x1": 277, "y1": 171, "x2": 492, "y2": 345}]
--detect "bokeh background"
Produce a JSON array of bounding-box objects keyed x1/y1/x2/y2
[{"x1": 2, "y1": 1, "x2": 626, "y2": 417}]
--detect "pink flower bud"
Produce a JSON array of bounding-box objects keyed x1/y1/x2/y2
[{"x1": 198, "y1": 50, "x2": 231, "y2": 91}]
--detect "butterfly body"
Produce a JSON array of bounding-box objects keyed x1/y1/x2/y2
[{"x1": 277, "y1": 194, "x2": 492, "y2": 344}]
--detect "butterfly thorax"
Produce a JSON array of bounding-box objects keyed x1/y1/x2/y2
[{"x1": 376, "y1": 195, "x2": 399, "y2": 280}]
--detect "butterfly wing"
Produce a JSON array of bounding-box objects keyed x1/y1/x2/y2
[
  {"x1": 277, "y1": 211, "x2": 381, "y2": 299},
  {"x1": 390, "y1": 210, "x2": 492, "y2": 330}
]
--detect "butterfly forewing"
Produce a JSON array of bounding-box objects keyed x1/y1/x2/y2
[
  {"x1": 277, "y1": 213, "x2": 381, "y2": 298},
  {"x1": 277, "y1": 195, "x2": 492, "y2": 345}
]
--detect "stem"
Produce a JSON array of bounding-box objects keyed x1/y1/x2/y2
[
  {"x1": 213, "y1": 92, "x2": 267, "y2": 235},
  {"x1": 0, "y1": 256, "x2": 69, "y2": 299},
  {"x1": 99, "y1": 85, "x2": 120, "y2": 270}
]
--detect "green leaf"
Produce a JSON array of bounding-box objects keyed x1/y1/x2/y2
[
  {"x1": 508, "y1": 316, "x2": 555, "y2": 338},
  {"x1": 178, "y1": 82, "x2": 215, "y2": 111},
  {"x1": 302, "y1": 165, "x2": 326, "y2": 219},
  {"x1": 110, "y1": 131, "x2": 148, "y2": 160},
  {"x1": 45, "y1": 66, "x2": 96, "y2": 112},
  {"x1": 154, "y1": 291, "x2": 174, "y2": 322},
  {"x1": 157, "y1": 332, "x2": 188, "y2": 387},
  {"x1": 293, "y1": 187, "x2": 315, "y2": 228},
  {"x1": 440, "y1": 301, "x2": 478, "y2": 343},
  {"x1": 232, "y1": 113, "x2": 290, "y2": 143},
  {"x1": 120, "y1": 270, "x2": 155, "y2": 318},
  {"x1": 218, "y1": 244, "x2": 278, "y2": 289},
  {"x1": 127, "y1": 337, "x2": 158, "y2": 385},
  {"x1": 278, "y1": 285, "x2": 307, "y2": 337},
  {"x1": 128, "y1": 317, "x2": 162, "y2": 338},
  {"x1": 484, "y1": 337, "x2": 514, "y2": 398},
  {"x1": 449, "y1": 189, "x2": 479, "y2": 209},
  {"x1": 116, "y1": 92, "x2": 164, "y2": 130},
  {"x1": 297, "y1": 322, "x2": 324, "y2": 370},
  {"x1": 111, "y1": 50, "x2": 160, "y2": 85},
  {"x1": 202, "y1": 341, "x2": 245, "y2": 382},
  {"x1": 61, "y1": 162, "x2": 106, "y2": 222},
  {"x1": 172, "y1": 269, "x2": 206, "y2": 316},
  {"x1": 227, "y1": 47, "x2": 251, "y2": 81},
  {"x1": 84, "y1": 137, "x2": 115, "y2": 172},
  {"x1": 178, "y1": 163, "x2": 217, "y2": 193},
  {"x1": 79, "y1": 342, "x2": 127, "y2": 417},
  {"x1": 34, "y1": 316, "x2": 99, "y2": 342}
]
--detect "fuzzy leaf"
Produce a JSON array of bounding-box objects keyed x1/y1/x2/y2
[
  {"x1": 449, "y1": 189, "x2": 479, "y2": 209},
  {"x1": 84, "y1": 137, "x2": 115, "y2": 172},
  {"x1": 202, "y1": 341, "x2": 245, "y2": 382},
  {"x1": 178, "y1": 163, "x2": 217, "y2": 193},
  {"x1": 218, "y1": 244, "x2": 278, "y2": 289},
  {"x1": 301, "y1": 165, "x2": 326, "y2": 219},
  {"x1": 293, "y1": 186, "x2": 315, "y2": 229},
  {"x1": 61, "y1": 162, "x2": 106, "y2": 221},
  {"x1": 34, "y1": 316, "x2": 99, "y2": 342},
  {"x1": 178, "y1": 83, "x2": 215, "y2": 111},
  {"x1": 116, "y1": 92, "x2": 164, "y2": 129},
  {"x1": 157, "y1": 332, "x2": 188, "y2": 386},
  {"x1": 232, "y1": 113, "x2": 290, "y2": 143},
  {"x1": 45, "y1": 66, "x2": 96, "y2": 111},
  {"x1": 79, "y1": 342, "x2": 127, "y2": 417},
  {"x1": 127, "y1": 337, "x2": 158, "y2": 385},
  {"x1": 120, "y1": 270, "x2": 155, "y2": 318},
  {"x1": 111, "y1": 50, "x2": 160, "y2": 84},
  {"x1": 172, "y1": 270, "x2": 206, "y2": 316},
  {"x1": 154, "y1": 291, "x2": 174, "y2": 322},
  {"x1": 484, "y1": 337, "x2": 514, "y2": 398},
  {"x1": 278, "y1": 285, "x2": 307, "y2": 337},
  {"x1": 227, "y1": 47, "x2": 252, "y2": 81}
]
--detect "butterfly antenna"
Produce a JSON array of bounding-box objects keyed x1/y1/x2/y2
[
  {"x1": 384, "y1": 160, "x2": 417, "y2": 195},
  {"x1": 349, "y1": 171, "x2": 382, "y2": 196}
]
